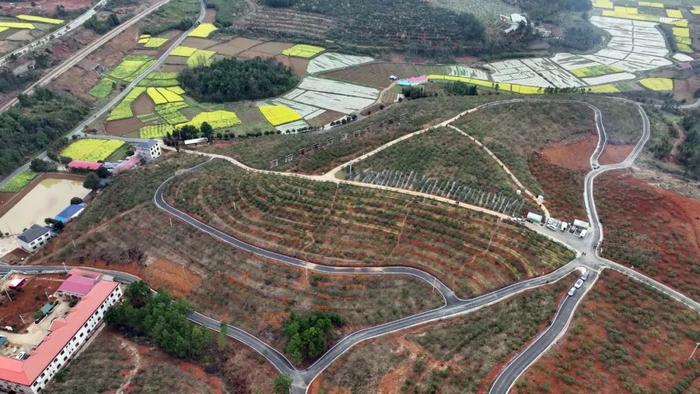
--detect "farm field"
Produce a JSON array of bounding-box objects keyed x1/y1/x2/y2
[
  {"x1": 44, "y1": 329, "x2": 275, "y2": 393},
  {"x1": 515, "y1": 271, "x2": 700, "y2": 394},
  {"x1": 165, "y1": 160, "x2": 575, "y2": 298},
  {"x1": 453, "y1": 101, "x2": 595, "y2": 198},
  {"x1": 313, "y1": 277, "x2": 571, "y2": 393},
  {"x1": 201, "y1": 95, "x2": 508, "y2": 173},
  {"x1": 595, "y1": 171, "x2": 700, "y2": 301},
  {"x1": 36, "y1": 154, "x2": 443, "y2": 356},
  {"x1": 350, "y1": 127, "x2": 520, "y2": 198},
  {"x1": 0, "y1": 170, "x2": 37, "y2": 192},
  {"x1": 60, "y1": 139, "x2": 126, "y2": 162}
]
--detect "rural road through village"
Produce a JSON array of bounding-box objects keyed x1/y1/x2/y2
[{"x1": 0, "y1": 0, "x2": 178, "y2": 189}]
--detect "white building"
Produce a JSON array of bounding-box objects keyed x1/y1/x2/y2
[
  {"x1": 0, "y1": 274, "x2": 122, "y2": 394},
  {"x1": 17, "y1": 225, "x2": 54, "y2": 253},
  {"x1": 136, "y1": 140, "x2": 161, "y2": 162}
]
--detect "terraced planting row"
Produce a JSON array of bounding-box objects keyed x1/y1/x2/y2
[
  {"x1": 454, "y1": 101, "x2": 595, "y2": 196},
  {"x1": 203, "y1": 95, "x2": 508, "y2": 173},
  {"x1": 316, "y1": 278, "x2": 570, "y2": 393},
  {"x1": 350, "y1": 127, "x2": 520, "y2": 198},
  {"x1": 48, "y1": 205, "x2": 442, "y2": 352},
  {"x1": 166, "y1": 161, "x2": 575, "y2": 297}
]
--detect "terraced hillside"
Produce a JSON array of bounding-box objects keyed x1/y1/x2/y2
[
  {"x1": 235, "y1": 5, "x2": 335, "y2": 39},
  {"x1": 349, "y1": 126, "x2": 520, "y2": 198},
  {"x1": 453, "y1": 101, "x2": 595, "y2": 197},
  {"x1": 37, "y1": 155, "x2": 443, "y2": 352},
  {"x1": 516, "y1": 271, "x2": 700, "y2": 393},
  {"x1": 202, "y1": 95, "x2": 506, "y2": 174},
  {"x1": 314, "y1": 277, "x2": 570, "y2": 393},
  {"x1": 166, "y1": 160, "x2": 575, "y2": 298}
]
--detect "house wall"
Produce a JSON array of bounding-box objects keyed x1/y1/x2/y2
[
  {"x1": 0, "y1": 286, "x2": 123, "y2": 394},
  {"x1": 19, "y1": 231, "x2": 54, "y2": 253}
]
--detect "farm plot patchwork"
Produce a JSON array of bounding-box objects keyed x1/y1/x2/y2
[
  {"x1": 107, "y1": 87, "x2": 147, "y2": 121},
  {"x1": 258, "y1": 105, "x2": 302, "y2": 126},
  {"x1": 188, "y1": 23, "x2": 217, "y2": 38},
  {"x1": 306, "y1": 52, "x2": 374, "y2": 74},
  {"x1": 186, "y1": 49, "x2": 216, "y2": 68},
  {"x1": 16, "y1": 15, "x2": 63, "y2": 25},
  {"x1": 61, "y1": 139, "x2": 126, "y2": 162},
  {"x1": 516, "y1": 271, "x2": 700, "y2": 394},
  {"x1": 283, "y1": 76, "x2": 380, "y2": 115},
  {"x1": 282, "y1": 44, "x2": 324, "y2": 58},
  {"x1": 107, "y1": 56, "x2": 156, "y2": 82},
  {"x1": 486, "y1": 58, "x2": 585, "y2": 89},
  {"x1": 166, "y1": 160, "x2": 575, "y2": 298}
]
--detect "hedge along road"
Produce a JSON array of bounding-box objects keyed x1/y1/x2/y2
[{"x1": 0, "y1": 0, "x2": 199, "y2": 189}]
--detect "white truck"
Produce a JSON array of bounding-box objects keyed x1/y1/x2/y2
[{"x1": 579, "y1": 229, "x2": 588, "y2": 239}]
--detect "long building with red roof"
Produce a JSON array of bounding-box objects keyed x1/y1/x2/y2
[{"x1": 0, "y1": 272, "x2": 122, "y2": 393}]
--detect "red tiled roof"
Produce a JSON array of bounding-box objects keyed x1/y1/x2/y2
[
  {"x1": 57, "y1": 275, "x2": 96, "y2": 296},
  {"x1": 0, "y1": 280, "x2": 118, "y2": 386},
  {"x1": 67, "y1": 160, "x2": 102, "y2": 171}
]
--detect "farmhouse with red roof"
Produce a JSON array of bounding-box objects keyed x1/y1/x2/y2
[{"x1": 0, "y1": 272, "x2": 122, "y2": 393}]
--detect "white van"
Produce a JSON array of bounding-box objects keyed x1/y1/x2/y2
[
  {"x1": 560, "y1": 222, "x2": 569, "y2": 232},
  {"x1": 578, "y1": 229, "x2": 588, "y2": 239},
  {"x1": 567, "y1": 287, "x2": 576, "y2": 296}
]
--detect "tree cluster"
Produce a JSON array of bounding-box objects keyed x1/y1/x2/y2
[
  {"x1": 284, "y1": 312, "x2": 343, "y2": 364},
  {"x1": 293, "y1": 0, "x2": 486, "y2": 55},
  {"x1": 84, "y1": 13, "x2": 121, "y2": 35},
  {"x1": 560, "y1": 20, "x2": 601, "y2": 51},
  {"x1": 515, "y1": 0, "x2": 592, "y2": 19},
  {"x1": 680, "y1": 116, "x2": 700, "y2": 180},
  {"x1": 263, "y1": 0, "x2": 297, "y2": 6},
  {"x1": 106, "y1": 281, "x2": 213, "y2": 360},
  {"x1": 178, "y1": 57, "x2": 298, "y2": 103},
  {"x1": 443, "y1": 82, "x2": 478, "y2": 96},
  {"x1": 0, "y1": 88, "x2": 89, "y2": 178}
]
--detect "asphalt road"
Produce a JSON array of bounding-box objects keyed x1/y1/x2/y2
[
  {"x1": 3, "y1": 96, "x2": 699, "y2": 393},
  {"x1": 0, "y1": 0, "x2": 109, "y2": 69},
  {"x1": 489, "y1": 270, "x2": 599, "y2": 394}
]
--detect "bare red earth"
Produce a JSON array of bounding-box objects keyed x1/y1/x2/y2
[
  {"x1": 595, "y1": 170, "x2": 700, "y2": 300},
  {"x1": 516, "y1": 270, "x2": 700, "y2": 393}
]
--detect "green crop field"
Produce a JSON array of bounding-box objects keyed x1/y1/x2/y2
[
  {"x1": 108, "y1": 56, "x2": 156, "y2": 82},
  {"x1": 0, "y1": 170, "x2": 37, "y2": 192},
  {"x1": 89, "y1": 78, "x2": 115, "y2": 98},
  {"x1": 61, "y1": 139, "x2": 126, "y2": 162}
]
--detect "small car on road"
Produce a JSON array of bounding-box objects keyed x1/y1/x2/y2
[
  {"x1": 568, "y1": 287, "x2": 576, "y2": 296},
  {"x1": 574, "y1": 279, "x2": 584, "y2": 288}
]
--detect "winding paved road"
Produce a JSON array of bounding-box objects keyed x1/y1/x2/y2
[{"x1": 4, "y1": 95, "x2": 699, "y2": 393}]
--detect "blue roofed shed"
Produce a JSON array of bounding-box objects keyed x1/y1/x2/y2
[{"x1": 54, "y1": 203, "x2": 87, "y2": 223}]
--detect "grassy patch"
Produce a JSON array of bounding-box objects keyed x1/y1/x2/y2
[
  {"x1": 0, "y1": 170, "x2": 37, "y2": 192},
  {"x1": 142, "y1": 0, "x2": 200, "y2": 35}
]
